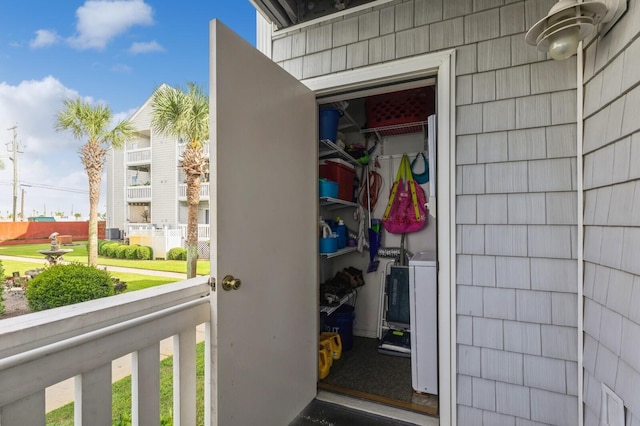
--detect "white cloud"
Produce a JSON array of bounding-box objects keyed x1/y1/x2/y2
[
  {"x1": 68, "y1": 0, "x2": 154, "y2": 50},
  {"x1": 128, "y1": 40, "x2": 164, "y2": 54},
  {"x1": 30, "y1": 29, "x2": 60, "y2": 48},
  {"x1": 0, "y1": 77, "x2": 129, "y2": 218}
]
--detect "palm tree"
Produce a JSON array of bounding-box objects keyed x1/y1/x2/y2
[
  {"x1": 150, "y1": 83, "x2": 209, "y2": 278},
  {"x1": 55, "y1": 98, "x2": 134, "y2": 266}
]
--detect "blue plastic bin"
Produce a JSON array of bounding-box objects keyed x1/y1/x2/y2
[
  {"x1": 319, "y1": 107, "x2": 342, "y2": 142},
  {"x1": 324, "y1": 304, "x2": 355, "y2": 351},
  {"x1": 319, "y1": 180, "x2": 339, "y2": 198}
]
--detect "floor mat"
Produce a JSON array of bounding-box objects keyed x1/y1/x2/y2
[
  {"x1": 318, "y1": 336, "x2": 438, "y2": 415},
  {"x1": 320, "y1": 336, "x2": 412, "y2": 401}
]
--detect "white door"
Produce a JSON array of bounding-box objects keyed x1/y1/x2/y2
[{"x1": 209, "y1": 20, "x2": 318, "y2": 425}]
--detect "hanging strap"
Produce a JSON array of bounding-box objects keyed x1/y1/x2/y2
[{"x1": 404, "y1": 155, "x2": 422, "y2": 221}]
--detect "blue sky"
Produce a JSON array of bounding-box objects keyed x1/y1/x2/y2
[{"x1": 0, "y1": 0, "x2": 257, "y2": 219}]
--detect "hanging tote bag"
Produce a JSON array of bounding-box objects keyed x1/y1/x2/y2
[{"x1": 381, "y1": 154, "x2": 427, "y2": 234}]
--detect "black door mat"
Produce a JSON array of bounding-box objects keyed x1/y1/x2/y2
[{"x1": 289, "y1": 399, "x2": 419, "y2": 425}]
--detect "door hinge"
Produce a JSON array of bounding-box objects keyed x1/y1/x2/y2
[{"x1": 208, "y1": 277, "x2": 216, "y2": 291}]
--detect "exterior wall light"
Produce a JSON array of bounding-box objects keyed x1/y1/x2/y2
[{"x1": 525, "y1": 0, "x2": 627, "y2": 60}]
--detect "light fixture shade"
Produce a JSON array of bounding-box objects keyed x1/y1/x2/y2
[{"x1": 525, "y1": 0, "x2": 608, "y2": 59}]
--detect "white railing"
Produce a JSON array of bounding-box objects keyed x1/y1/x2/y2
[
  {"x1": 178, "y1": 182, "x2": 210, "y2": 200},
  {"x1": 0, "y1": 278, "x2": 211, "y2": 426},
  {"x1": 178, "y1": 141, "x2": 210, "y2": 158},
  {"x1": 127, "y1": 186, "x2": 152, "y2": 201},
  {"x1": 126, "y1": 147, "x2": 151, "y2": 164},
  {"x1": 178, "y1": 224, "x2": 210, "y2": 241}
]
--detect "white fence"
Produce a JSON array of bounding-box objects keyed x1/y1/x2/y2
[
  {"x1": 0, "y1": 278, "x2": 211, "y2": 425},
  {"x1": 125, "y1": 225, "x2": 209, "y2": 258},
  {"x1": 178, "y1": 224, "x2": 210, "y2": 241},
  {"x1": 128, "y1": 227, "x2": 182, "y2": 260},
  {"x1": 177, "y1": 225, "x2": 210, "y2": 258}
]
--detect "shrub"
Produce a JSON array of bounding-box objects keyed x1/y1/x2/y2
[
  {"x1": 137, "y1": 246, "x2": 153, "y2": 260},
  {"x1": 167, "y1": 247, "x2": 187, "y2": 261},
  {"x1": 25, "y1": 263, "x2": 114, "y2": 311},
  {"x1": 115, "y1": 244, "x2": 128, "y2": 259},
  {"x1": 0, "y1": 258, "x2": 4, "y2": 281},
  {"x1": 97, "y1": 240, "x2": 112, "y2": 255},
  {"x1": 103, "y1": 242, "x2": 120, "y2": 258},
  {"x1": 125, "y1": 244, "x2": 139, "y2": 259}
]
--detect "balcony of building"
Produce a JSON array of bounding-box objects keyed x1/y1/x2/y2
[
  {"x1": 0, "y1": 278, "x2": 211, "y2": 425},
  {"x1": 127, "y1": 133, "x2": 152, "y2": 165},
  {"x1": 126, "y1": 185, "x2": 152, "y2": 202},
  {"x1": 178, "y1": 140, "x2": 209, "y2": 159},
  {"x1": 178, "y1": 182, "x2": 210, "y2": 201}
]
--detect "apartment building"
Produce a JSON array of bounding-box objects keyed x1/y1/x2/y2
[{"x1": 105, "y1": 89, "x2": 210, "y2": 244}]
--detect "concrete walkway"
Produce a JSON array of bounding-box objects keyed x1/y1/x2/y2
[{"x1": 0, "y1": 254, "x2": 204, "y2": 412}]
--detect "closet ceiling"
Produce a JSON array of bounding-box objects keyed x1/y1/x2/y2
[{"x1": 251, "y1": 0, "x2": 378, "y2": 29}]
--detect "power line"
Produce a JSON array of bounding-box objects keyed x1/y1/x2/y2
[
  {"x1": 21, "y1": 182, "x2": 89, "y2": 194},
  {"x1": 0, "y1": 180, "x2": 89, "y2": 194}
]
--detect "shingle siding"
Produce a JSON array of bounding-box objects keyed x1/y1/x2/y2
[
  {"x1": 268, "y1": 1, "x2": 582, "y2": 423},
  {"x1": 582, "y1": 0, "x2": 640, "y2": 422}
]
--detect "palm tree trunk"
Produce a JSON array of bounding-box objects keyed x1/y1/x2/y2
[
  {"x1": 82, "y1": 142, "x2": 104, "y2": 267},
  {"x1": 185, "y1": 173, "x2": 201, "y2": 278}
]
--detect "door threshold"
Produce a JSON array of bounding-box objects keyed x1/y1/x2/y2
[{"x1": 316, "y1": 389, "x2": 439, "y2": 426}]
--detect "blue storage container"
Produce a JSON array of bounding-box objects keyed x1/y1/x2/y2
[
  {"x1": 319, "y1": 237, "x2": 338, "y2": 254},
  {"x1": 319, "y1": 180, "x2": 339, "y2": 198},
  {"x1": 324, "y1": 304, "x2": 355, "y2": 351},
  {"x1": 319, "y1": 107, "x2": 342, "y2": 142}
]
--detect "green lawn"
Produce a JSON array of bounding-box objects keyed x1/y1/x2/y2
[
  {"x1": 45, "y1": 342, "x2": 205, "y2": 425},
  {"x1": 0, "y1": 242, "x2": 210, "y2": 275},
  {"x1": 0, "y1": 259, "x2": 178, "y2": 293}
]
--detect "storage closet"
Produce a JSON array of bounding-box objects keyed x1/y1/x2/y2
[{"x1": 315, "y1": 81, "x2": 439, "y2": 416}]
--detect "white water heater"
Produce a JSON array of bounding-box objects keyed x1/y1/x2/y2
[{"x1": 409, "y1": 252, "x2": 438, "y2": 395}]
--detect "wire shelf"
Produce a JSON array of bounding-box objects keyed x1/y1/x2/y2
[
  {"x1": 360, "y1": 120, "x2": 428, "y2": 139},
  {"x1": 319, "y1": 139, "x2": 359, "y2": 165}
]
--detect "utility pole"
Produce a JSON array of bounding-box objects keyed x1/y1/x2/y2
[
  {"x1": 6, "y1": 125, "x2": 22, "y2": 222},
  {"x1": 21, "y1": 187, "x2": 25, "y2": 221}
]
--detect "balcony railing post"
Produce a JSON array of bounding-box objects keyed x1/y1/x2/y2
[
  {"x1": 75, "y1": 364, "x2": 112, "y2": 425},
  {"x1": 133, "y1": 343, "x2": 160, "y2": 426},
  {"x1": 173, "y1": 330, "x2": 197, "y2": 426}
]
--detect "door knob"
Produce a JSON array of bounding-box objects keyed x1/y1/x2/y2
[{"x1": 222, "y1": 275, "x2": 241, "y2": 291}]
